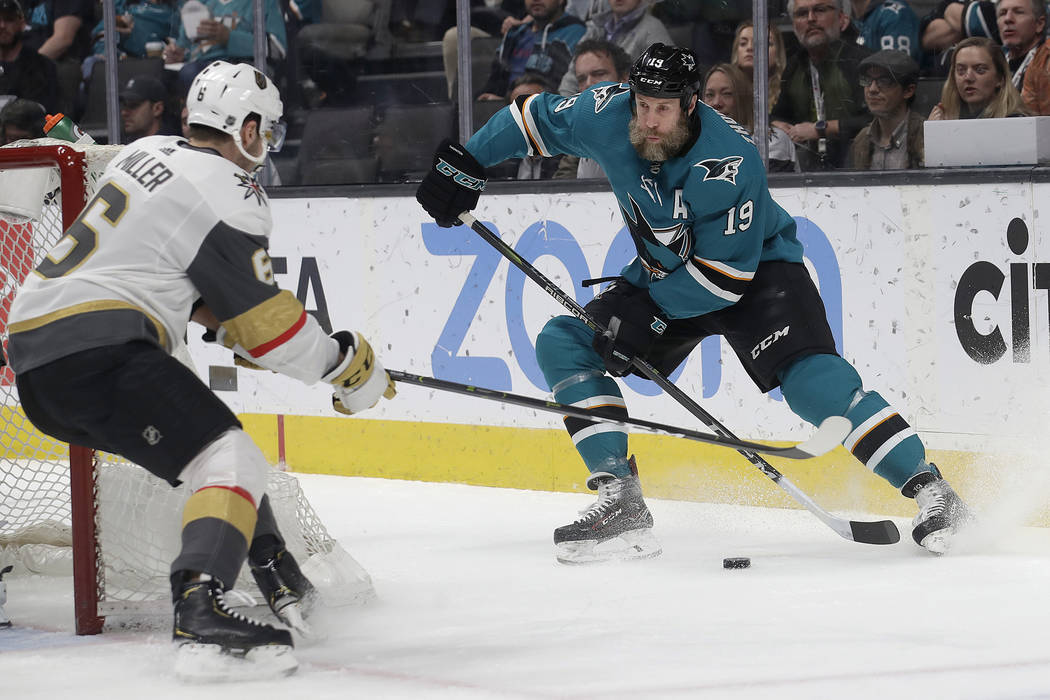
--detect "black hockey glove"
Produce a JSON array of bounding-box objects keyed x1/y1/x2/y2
[
  {"x1": 591, "y1": 289, "x2": 667, "y2": 377},
  {"x1": 416, "y1": 139, "x2": 487, "y2": 228}
]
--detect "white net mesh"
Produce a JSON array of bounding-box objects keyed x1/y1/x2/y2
[{"x1": 0, "y1": 139, "x2": 373, "y2": 626}]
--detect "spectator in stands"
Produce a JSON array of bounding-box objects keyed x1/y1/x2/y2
[
  {"x1": 477, "y1": 0, "x2": 585, "y2": 101},
  {"x1": 441, "y1": 0, "x2": 526, "y2": 99},
  {"x1": 20, "y1": 0, "x2": 94, "y2": 63},
  {"x1": 0, "y1": 0, "x2": 59, "y2": 112},
  {"x1": 87, "y1": 0, "x2": 178, "y2": 63},
  {"x1": 556, "y1": 0, "x2": 672, "y2": 96},
  {"x1": 1021, "y1": 23, "x2": 1050, "y2": 113},
  {"x1": 390, "y1": 0, "x2": 452, "y2": 42},
  {"x1": 920, "y1": 0, "x2": 999, "y2": 75},
  {"x1": 553, "y1": 38, "x2": 631, "y2": 179},
  {"x1": 850, "y1": 0, "x2": 921, "y2": 61},
  {"x1": 80, "y1": 0, "x2": 178, "y2": 110},
  {"x1": 566, "y1": 0, "x2": 604, "y2": 20},
  {"x1": 929, "y1": 36, "x2": 1028, "y2": 117},
  {"x1": 506, "y1": 73, "x2": 564, "y2": 178},
  {"x1": 162, "y1": 0, "x2": 287, "y2": 93},
  {"x1": 119, "y1": 76, "x2": 176, "y2": 142},
  {"x1": 849, "y1": 49, "x2": 924, "y2": 169},
  {"x1": 0, "y1": 97, "x2": 45, "y2": 144},
  {"x1": 997, "y1": 0, "x2": 1045, "y2": 88},
  {"x1": 731, "y1": 20, "x2": 787, "y2": 110},
  {"x1": 570, "y1": 36, "x2": 631, "y2": 90},
  {"x1": 772, "y1": 0, "x2": 872, "y2": 170},
  {"x1": 702, "y1": 63, "x2": 798, "y2": 171}
]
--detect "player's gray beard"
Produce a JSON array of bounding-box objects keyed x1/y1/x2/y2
[{"x1": 629, "y1": 114, "x2": 692, "y2": 162}]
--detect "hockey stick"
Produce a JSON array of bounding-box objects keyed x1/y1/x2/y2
[
  {"x1": 456, "y1": 212, "x2": 900, "y2": 546},
  {"x1": 389, "y1": 369, "x2": 849, "y2": 459}
]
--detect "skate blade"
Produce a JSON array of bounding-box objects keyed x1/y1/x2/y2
[
  {"x1": 276, "y1": 600, "x2": 326, "y2": 643},
  {"x1": 918, "y1": 515, "x2": 976, "y2": 555},
  {"x1": 174, "y1": 642, "x2": 298, "y2": 683},
  {"x1": 556, "y1": 528, "x2": 662, "y2": 565},
  {"x1": 919, "y1": 526, "x2": 960, "y2": 555}
]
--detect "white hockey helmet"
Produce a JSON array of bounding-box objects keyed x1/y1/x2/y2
[{"x1": 186, "y1": 60, "x2": 286, "y2": 167}]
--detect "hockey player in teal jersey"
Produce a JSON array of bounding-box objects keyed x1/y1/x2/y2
[{"x1": 417, "y1": 43, "x2": 972, "y2": 563}]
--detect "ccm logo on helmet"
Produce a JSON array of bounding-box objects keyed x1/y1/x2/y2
[{"x1": 751, "y1": 326, "x2": 790, "y2": 359}]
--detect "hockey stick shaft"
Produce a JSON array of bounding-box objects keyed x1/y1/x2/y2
[
  {"x1": 457, "y1": 212, "x2": 899, "y2": 545},
  {"x1": 388, "y1": 369, "x2": 848, "y2": 459}
]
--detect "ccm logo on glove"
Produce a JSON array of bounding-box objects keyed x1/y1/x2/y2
[{"x1": 436, "y1": 158, "x2": 486, "y2": 191}]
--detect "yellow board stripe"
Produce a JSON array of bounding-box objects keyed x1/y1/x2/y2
[
  {"x1": 239, "y1": 414, "x2": 1000, "y2": 523},
  {"x1": 182, "y1": 485, "x2": 257, "y2": 544}
]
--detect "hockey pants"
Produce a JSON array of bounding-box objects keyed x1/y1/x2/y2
[{"x1": 535, "y1": 316, "x2": 927, "y2": 489}]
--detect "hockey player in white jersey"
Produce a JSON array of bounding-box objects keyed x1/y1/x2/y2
[{"x1": 5, "y1": 61, "x2": 396, "y2": 681}]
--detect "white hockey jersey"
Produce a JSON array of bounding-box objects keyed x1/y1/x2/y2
[{"x1": 7, "y1": 135, "x2": 338, "y2": 383}]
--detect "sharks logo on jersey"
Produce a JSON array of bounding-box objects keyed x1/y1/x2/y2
[
  {"x1": 620, "y1": 194, "x2": 692, "y2": 279},
  {"x1": 591, "y1": 83, "x2": 631, "y2": 113},
  {"x1": 695, "y1": 156, "x2": 744, "y2": 186}
]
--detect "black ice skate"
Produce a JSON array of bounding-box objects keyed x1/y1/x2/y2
[
  {"x1": 554, "y1": 461, "x2": 661, "y2": 565},
  {"x1": 902, "y1": 468, "x2": 974, "y2": 554},
  {"x1": 251, "y1": 550, "x2": 318, "y2": 638},
  {"x1": 172, "y1": 574, "x2": 297, "y2": 682}
]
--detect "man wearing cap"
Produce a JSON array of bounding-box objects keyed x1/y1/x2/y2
[
  {"x1": 0, "y1": 0, "x2": 59, "y2": 112},
  {"x1": 120, "y1": 75, "x2": 174, "y2": 142},
  {"x1": 849, "y1": 49, "x2": 924, "y2": 169}
]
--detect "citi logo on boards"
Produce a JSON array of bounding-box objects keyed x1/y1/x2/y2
[{"x1": 955, "y1": 218, "x2": 1045, "y2": 364}]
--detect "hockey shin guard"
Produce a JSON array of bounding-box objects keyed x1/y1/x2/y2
[
  {"x1": 537, "y1": 316, "x2": 633, "y2": 479},
  {"x1": 779, "y1": 353, "x2": 925, "y2": 488}
]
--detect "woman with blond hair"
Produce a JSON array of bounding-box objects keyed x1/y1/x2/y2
[
  {"x1": 730, "y1": 19, "x2": 787, "y2": 109},
  {"x1": 702, "y1": 63, "x2": 797, "y2": 171},
  {"x1": 929, "y1": 37, "x2": 1029, "y2": 119}
]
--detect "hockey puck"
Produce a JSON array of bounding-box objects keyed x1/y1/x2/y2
[{"x1": 723, "y1": 557, "x2": 750, "y2": 569}]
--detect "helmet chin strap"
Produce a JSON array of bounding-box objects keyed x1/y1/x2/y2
[{"x1": 233, "y1": 130, "x2": 267, "y2": 171}]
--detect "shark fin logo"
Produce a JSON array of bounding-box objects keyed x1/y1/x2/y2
[
  {"x1": 695, "y1": 156, "x2": 744, "y2": 185},
  {"x1": 591, "y1": 82, "x2": 631, "y2": 113}
]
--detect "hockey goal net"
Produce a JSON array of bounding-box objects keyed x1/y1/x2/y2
[{"x1": 0, "y1": 139, "x2": 372, "y2": 634}]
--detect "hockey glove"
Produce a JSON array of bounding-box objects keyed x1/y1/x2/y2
[
  {"x1": 322, "y1": 331, "x2": 397, "y2": 415},
  {"x1": 416, "y1": 139, "x2": 487, "y2": 227},
  {"x1": 591, "y1": 289, "x2": 667, "y2": 377}
]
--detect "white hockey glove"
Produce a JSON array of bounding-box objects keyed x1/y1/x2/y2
[{"x1": 322, "y1": 331, "x2": 396, "y2": 415}]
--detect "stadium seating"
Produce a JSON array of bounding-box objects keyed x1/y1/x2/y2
[{"x1": 375, "y1": 102, "x2": 454, "y2": 181}]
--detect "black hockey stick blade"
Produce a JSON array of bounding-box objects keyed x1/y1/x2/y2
[
  {"x1": 389, "y1": 370, "x2": 850, "y2": 459},
  {"x1": 849, "y1": 518, "x2": 901, "y2": 545}
]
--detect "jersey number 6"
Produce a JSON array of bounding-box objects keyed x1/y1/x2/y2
[{"x1": 36, "y1": 183, "x2": 130, "y2": 279}]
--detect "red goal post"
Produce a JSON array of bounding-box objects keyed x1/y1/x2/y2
[{"x1": 0, "y1": 139, "x2": 120, "y2": 634}]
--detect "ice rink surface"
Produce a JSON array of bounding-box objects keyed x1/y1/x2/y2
[{"x1": 3, "y1": 473, "x2": 1050, "y2": 699}]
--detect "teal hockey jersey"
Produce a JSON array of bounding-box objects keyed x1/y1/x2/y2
[{"x1": 465, "y1": 83, "x2": 805, "y2": 320}]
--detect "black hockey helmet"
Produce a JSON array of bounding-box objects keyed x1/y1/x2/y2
[{"x1": 628, "y1": 43, "x2": 702, "y2": 112}]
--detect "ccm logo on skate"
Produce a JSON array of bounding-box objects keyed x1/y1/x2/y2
[
  {"x1": 955, "y1": 218, "x2": 1042, "y2": 364},
  {"x1": 751, "y1": 326, "x2": 790, "y2": 359}
]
